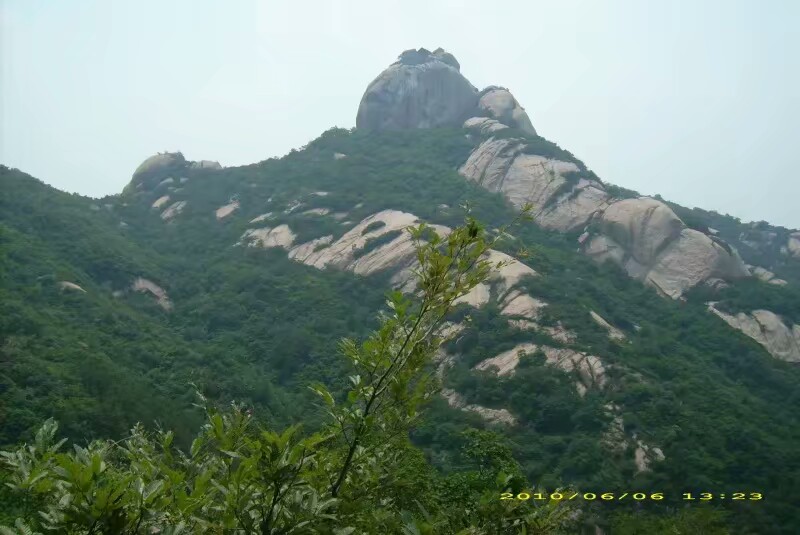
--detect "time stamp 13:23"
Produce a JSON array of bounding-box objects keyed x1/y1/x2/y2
[{"x1": 500, "y1": 492, "x2": 764, "y2": 502}]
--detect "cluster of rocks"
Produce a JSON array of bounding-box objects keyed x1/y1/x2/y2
[{"x1": 357, "y1": 48, "x2": 753, "y2": 299}]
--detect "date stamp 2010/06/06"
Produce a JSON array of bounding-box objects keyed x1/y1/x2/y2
[{"x1": 500, "y1": 491, "x2": 763, "y2": 502}]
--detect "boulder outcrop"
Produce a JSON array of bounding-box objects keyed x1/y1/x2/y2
[
  {"x1": 132, "y1": 277, "x2": 172, "y2": 311},
  {"x1": 58, "y1": 281, "x2": 86, "y2": 293},
  {"x1": 478, "y1": 87, "x2": 536, "y2": 135},
  {"x1": 356, "y1": 48, "x2": 536, "y2": 135},
  {"x1": 126, "y1": 152, "x2": 221, "y2": 194},
  {"x1": 474, "y1": 343, "x2": 606, "y2": 397},
  {"x1": 458, "y1": 137, "x2": 611, "y2": 232},
  {"x1": 708, "y1": 305, "x2": 800, "y2": 362},
  {"x1": 584, "y1": 198, "x2": 750, "y2": 298},
  {"x1": 356, "y1": 48, "x2": 479, "y2": 131}
]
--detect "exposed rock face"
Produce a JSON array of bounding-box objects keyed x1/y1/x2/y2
[
  {"x1": 458, "y1": 137, "x2": 610, "y2": 232},
  {"x1": 58, "y1": 281, "x2": 86, "y2": 293},
  {"x1": 602, "y1": 404, "x2": 665, "y2": 473},
  {"x1": 161, "y1": 201, "x2": 187, "y2": 221},
  {"x1": 478, "y1": 87, "x2": 536, "y2": 135},
  {"x1": 708, "y1": 305, "x2": 800, "y2": 362},
  {"x1": 289, "y1": 210, "x2": 449, "y2": 277},
  {"x1": 463, "y1": 117, "x2": 509, "y2": 135},
  {"x1": 152, "y1": 195, "x2": 170, "y2": 209},
  {"x1": 441, "y1": 388, "x2": 517, "y2": 425},
  {"x1": 585, "y1": 198, "x2": 750, "y2": 298},
  {"x1": 132, "y1": 277, "x2": 172, "y2": 311},
  {"x1": 133, "y1": 152, "x2": 186, "y2": 182},
  {"x1": 748, "y1": 265, "x2": 788, "y2": 286},
  {"x1": 474, "y1": 343, "x2": 606, "y2": 397},
  {"x1": 215, "y1": 201, "x2": 239, "y2": 220},
  {"x1": 356, "y1": 48, "x2": 479, "y2": 131},
  {"x1": 240, "y1": 225, "x2": 296, "y2": 250},
  {"x1": 590, "y1": 311, "x2": 626, "y2": 341},
  {"x1": 126, "y1": 153, "x2": 220, "y2": 194}
]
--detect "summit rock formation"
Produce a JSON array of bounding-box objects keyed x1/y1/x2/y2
[{"x1": 356, "y1": 48, "x2": 751, "y2": 298}]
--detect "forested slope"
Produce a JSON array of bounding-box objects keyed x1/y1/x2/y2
[{"x1": 2, "y1": 127, "x2": 800, "y2": 532}]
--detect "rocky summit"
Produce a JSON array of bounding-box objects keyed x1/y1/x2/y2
[{"x1": 358, "y1": 48, "x2": 750, "y2": 299}]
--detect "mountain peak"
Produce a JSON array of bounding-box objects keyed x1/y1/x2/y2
[{"x1": 356, "y1": 47, "x2": 534, "y2": 134}]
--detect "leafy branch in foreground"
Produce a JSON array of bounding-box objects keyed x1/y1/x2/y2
[{"x1": 1, "y1": 209, "x2": 582, "y2": 533}]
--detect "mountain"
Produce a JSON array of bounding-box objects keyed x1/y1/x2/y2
[{"x1": 2, "y1": 48, "x2": 800, "y2": 533}]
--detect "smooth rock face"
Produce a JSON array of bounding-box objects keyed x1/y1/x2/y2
[
  {"x1": 708, "y1": 305, "x2": 800, "y2": 362},
  {"x1": 161, "y1": 201, "x2": 187, "y2": 221},
  {"x1": 585, "y1": 198, "x2": 749, "y2": 298},
  {"x1": 132, "y1": 277, "x2": 172, "y2": 311},
  {"x1": 133, "y1": 152, "x2": 186, "y2": 181},
  {"x1": 474, "y1": 343, "x2": 606, "y2": 397},
  {"x1": 290, "y1": 210, "x2": 449, "y2": 276},
  {"x1": 215, "y1": 201, "x2": 239, "y2": 220},
  {"x1": 748, "y1": 265, "x2": 788, "y2": 286},
  {"x1": 478, "y1": 87, "x2": 536, "y2": 135},
  {"x1": 459, "y1": 137, "x2": 610, "y2": 232},
  {"x1": 600, "y1": 198, "x2": 683, "y2": 266},
  {"x1": 58, "y1": 281, "x2": 86, "y2": 293},
  {"x1": 356, "y1": 48, "x2": 479, "y2": 131},
  {"x1": 240, "y1": 225, "x2": 296, "y2": 250},
  {"x1": 463, "y1": 117, "x2": 509, "y2": 135},
  {"x1": 590, "y1": 311, "x2": 626, "y2": 341},
  {"x1": 152, "y1": 195, "x2": 170, "y2": 209}
]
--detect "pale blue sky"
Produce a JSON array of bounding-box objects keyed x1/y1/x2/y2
[{"x1": 2, "y1": 0, "x2": 798, "y2": 227}]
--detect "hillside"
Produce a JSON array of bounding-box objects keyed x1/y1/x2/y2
[{"x1": 2, "y1": 48, "x2": 800, "y2": 533}]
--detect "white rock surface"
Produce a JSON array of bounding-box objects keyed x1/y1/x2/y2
[
  {"x1": 590, "y1": 311, "x2": 626, "y2": 341},
  {"x1": 161, "y1": 201, "x2": 187, "y2": 221},
  {"x1": 58, "y1": 281, "x2": 86, "y2": 293},
  {"x1": 749, "y1": 265, "x2": 788, "y2": 286},
  {"x1": 441, "y1": 388, "x2": 517, "y2": 425},
  {"x1": 586, "y1": 198, "x2": 749, "y2": 298},
  {"x1": 454, "y1": 282, "x2": 491, "y2": 307},
  {"x1": 215, "y1": 201, "x2": 239, "y2": 220},
  {"x1": 474, "y1": 343, "x2": 606, "y2": 396},
  {"x1": 132, "y1": 277, "x2": 172, "y2": 311},
  {"x1": 463, "y1": 116, "x2": 509, "y2": 135},
  {"x1": 478, "y1": 87, "x2": 537, "y2": 135},
  {"x1": 152, "y1": 195, "x2": 170, "y2": 209},
  {"x1": 240, "y1": 225, "x2": 296, "y2": 250},
  {"x1": 459, "y1": 137, "x2": 608, "y2": 232},
  {"x1": 250, "y1": 213, "x2": 274, "y2": 223},
  {"x1": 132, "y1": 152, "x2": 185, "y2": 180},
  {"x1": 288, "y1": 235, "x2": 334, "y2": 262},
  {"x1": 708, "y1": 305, "x2": 800, "y2": 362},
  {"x1": 291, "y1": 209, "x2": 449, "y2": 276}
]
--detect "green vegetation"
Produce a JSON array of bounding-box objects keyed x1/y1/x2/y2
[{"x1": 2, "y1": 125, "x2": 799, "y2": 533}]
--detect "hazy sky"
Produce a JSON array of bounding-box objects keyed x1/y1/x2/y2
[{"x1": 2, "y1": 0, "x2": 798, "y2": 228}]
